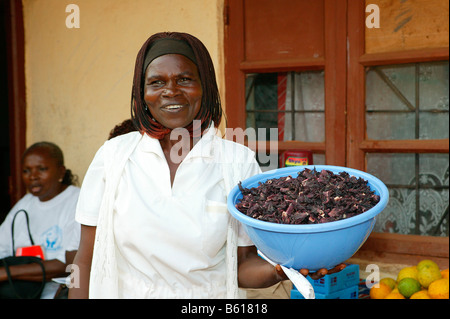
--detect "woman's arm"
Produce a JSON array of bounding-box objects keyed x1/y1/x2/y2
[
  {"x1": 0, "y1": 243, "x2": 80, "y2": 284},
  {"x1": 68, "y1": 225, "x2": 96, "y2": 299},
  {"x1": 237, "y1": 246, "x2": 287, "y2": 288},
  {"x1": 0, "y1": 259, "x2": 66, "y2": 282}
]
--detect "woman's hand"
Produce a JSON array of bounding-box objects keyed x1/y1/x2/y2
[
  {"x1": 275, "y1": 263, "x2": 347, "y2": 280},
  {"x1": 237, "y1": 246, "x2": 347, "y2": 288}
]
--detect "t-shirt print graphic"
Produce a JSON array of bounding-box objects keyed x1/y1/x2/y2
[{"x1": 41, "y1": 225, "x2": 63, "y2": 251}]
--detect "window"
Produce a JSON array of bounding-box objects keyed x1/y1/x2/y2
[
  {"x1": 246, "y1": 71, "x2": 325, "y2": 143},
  {"x1": 224, "y1": 0, "x2": 449, "y2": 236},
  {"x1": 245, "y1": 71, "x2": 326, "y2": 166},
  {"x1": 365, "y1": 62, "x2": 449, "y2": 141},
  {"x1": 365, "y1": 61, "x2": 449, "y2": 236},
  {"x1": 224, "y1": 0, "x2": 346, "y2": 167}
]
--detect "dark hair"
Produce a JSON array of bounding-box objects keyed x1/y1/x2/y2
[
  {"x1": 108, "y1": 119, "x2": 137, "y2": 140},
  {"x1": 131, "y1": 32, "x2": 222, "y2": 139},
  {"x1": 22, "y1": 142, "x2": 78, "y2": 186}
]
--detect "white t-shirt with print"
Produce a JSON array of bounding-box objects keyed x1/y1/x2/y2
[{"x1": 0, "y1": 185, "x2": 81, "y2": 298}]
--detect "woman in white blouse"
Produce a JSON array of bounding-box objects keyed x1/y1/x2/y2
[{"x1": 70, "y1": 32, "x2": 310, "y2": 299}]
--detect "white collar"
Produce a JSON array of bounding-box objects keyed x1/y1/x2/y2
[{"x1": 139, "y1": 123, "x2": 218, "y2": 160}]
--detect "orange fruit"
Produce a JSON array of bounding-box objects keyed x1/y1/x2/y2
[
  {"x1": 380, "y1": 277, "x2": 396, "y2": 290},
  {"x1": 370, "y1": 282, "x2": 392, "y2": 299},
  {"x1": 384, "y1": 292, "x2": 406, "y2": 299},
  {"x1": 428, "y1": 278, "x2": 449, "y2": 299},
  {"x1": 441, "y1": 269, "x2": 449, "y2": 279},
  {"x1": 409, "y1": 290, "x2": 431, "y2": 299}
]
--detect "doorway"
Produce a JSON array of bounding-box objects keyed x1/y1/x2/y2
[
  {"x1": 1, "y1": 0, "x2": 26, "y2": 224},
  {"x1": 1, "y1": 0, "x2": 10, "y2": 223}
]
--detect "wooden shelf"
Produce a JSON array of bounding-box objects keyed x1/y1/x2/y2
[{"x1": 347, "y1": 232, "x2": 449, "y2": 279}]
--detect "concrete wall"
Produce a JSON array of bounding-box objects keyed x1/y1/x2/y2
[{"x1": 22, "y1": 0, "x2": 225, "y2": 182}]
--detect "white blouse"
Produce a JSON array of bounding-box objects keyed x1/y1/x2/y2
[{"x1": 76, "y1": 126, "x2": 261, "y2": 298}]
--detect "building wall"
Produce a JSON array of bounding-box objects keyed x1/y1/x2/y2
[{"x1": 22, "y1": 0, "x2": 225, "y2": 182}]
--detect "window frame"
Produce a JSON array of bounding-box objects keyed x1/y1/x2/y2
[
  {"x1": 224, "y1": 0, "x2": 449, "y2": 170},
  {"x1": 223, "y1": 0, "x2": 449, "y2": 259},
  {"x1": 347, "y1": 0, "x2": 449, "y2": 171},
  {"x1": 224, "y1": 0, "x2": 347, "y2": 166}
]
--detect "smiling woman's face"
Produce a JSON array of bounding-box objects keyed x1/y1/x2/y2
[
  {"x1": 22, "y1": 148, "x2": 65, "y2": 202},
  {"x1": 143, "y1": 54, "x2": 202, "y2": 130}
]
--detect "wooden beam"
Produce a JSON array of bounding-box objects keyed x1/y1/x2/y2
[
  {"x1": 223, "y1": 0, "x2": 246, "y2": 129},
  {"x1": 6, "y1": 0, "x2": 26, "y2": 206},
  {"x1": 349, "y1": 251, "x2": 449, "y2": 273},
  {"x1": 359, "y1": 47, "x2": 449, "y2": 66},
  {"x1": 324, "y1": 0, "x2": 347, "y2": 166},
  {"x1": 360, "y1": 232, "x2": 449, "y2": 258},
  {"x1": 350, "y1": 232, "x2": 449, "y2": 271},
  {"x1": 242, "y1": 141, "x2": 325, "y2": 153},
  {"x1": 346, "y1": 0, "x2": 366, "y2": 170},
  {"x1": 360, "y1": 139, "x2": 449, "y2": 153},
  {"x1": 239, "y1": 58, "x2": 324, "y2": 73}
]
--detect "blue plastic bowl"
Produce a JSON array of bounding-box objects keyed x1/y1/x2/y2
[{"x1": 227, "y1": 165, "x2": 389, "y2": 270}]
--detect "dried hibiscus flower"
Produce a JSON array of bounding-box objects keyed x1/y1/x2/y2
[{"x1": 235, "y1": 168, "x2": 380, "y2": 225}]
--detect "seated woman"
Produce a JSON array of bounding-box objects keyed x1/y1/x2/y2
[{"x1": 0, "y1": 142, "x2": 81, "y2": 299}]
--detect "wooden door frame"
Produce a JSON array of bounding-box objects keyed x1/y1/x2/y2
[
  {"x1": 324, "y1": 0, "x2": 347, "y2": 166},
  {"x1": 5, "y1": 0, "x2": 26, "y2": 206},
  {"x1": 346, "y1": 0, "x2": 366, "y2": 170},
  {"x1": 223, "y1": 0, "x2": 246, "y2": 130}
]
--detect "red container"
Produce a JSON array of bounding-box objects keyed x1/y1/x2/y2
[
  {"x1": 16, "y1": 245, "x2": 45, "y2": 260},
  {"x1": 279, "y1": 150, "x2": 313, "y2": 168}
]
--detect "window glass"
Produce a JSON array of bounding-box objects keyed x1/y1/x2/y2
[
  {"x1": 367, "y1": 153, "x2": 449, "y2": 236},
  {"x1": 245, "y1": 71, "x2": 325, "y2": 142},
  {"x1": 245, "y1": 71, "x2": 325, "y2": 169},
  {"x1": 366, "y1": 61, "x2": 449, "y2": 140}
]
